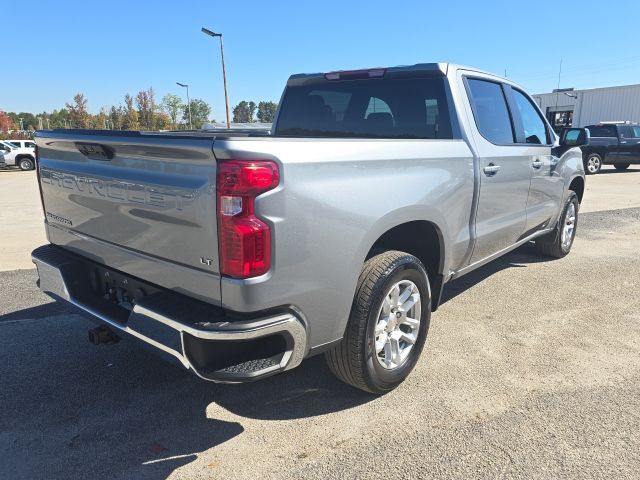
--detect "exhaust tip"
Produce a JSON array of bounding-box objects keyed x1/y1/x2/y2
[{"x1": 88, "y1": 326, "x2": 120, "y2": 345}]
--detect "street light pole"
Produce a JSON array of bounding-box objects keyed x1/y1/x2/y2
[
  {"x1": 176, "y1": 82, "x2": 192, "y2": 129},
  {"x1": 202, "y1": 27, "x2": 231, "y2": 128}
]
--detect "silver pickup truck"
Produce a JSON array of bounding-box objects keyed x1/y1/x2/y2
[{"x1": 32, "y1": 63, "x2": 587, "y2": 393}]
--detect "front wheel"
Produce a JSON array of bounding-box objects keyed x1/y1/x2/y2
[
  {"x1": 325, "y1": 251, "x2": 431, "y2": 394},
  {"x1": 535, "y1": 191, "x2": 579, "y2": 258},
  {"x1": 584, "y1": 153, "x2": 602, "y2": 175},
  {"x1": 18, "y1": 157, "x2": 34, "y2": 171},
  {"x1": 614, "y1": 163, "x2": 630, "y2": 171}
]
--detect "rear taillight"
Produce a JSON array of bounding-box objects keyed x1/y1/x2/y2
[{"x1": 217, "y1": 160, "x2": 279, "y2": 278}]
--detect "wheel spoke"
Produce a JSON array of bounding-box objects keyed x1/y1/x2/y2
[
  {"x1": 392, "y1": 329, "x2": 416, "y2": 346},
  {"x1": 389, "y1": 337, "x2": 402, "y2": 365},
  {"x1": 400, "y1": 317, "x2": 420, "y2": 329},
  {"x1": 389, "y1": 285, "x2": 400, "y2": 307},
  {"x1": 382, "y1": 296, "x2": 392, "y2": 315},
  {"x1": 383, "y1": 342, "x2": 394, "y2": 368},
  {"x1": 400, "y1": 293, "x2": 419, "y2": 313},
  {"x1": 398, "y1": 286, "x2": 412, "y2": 305}
]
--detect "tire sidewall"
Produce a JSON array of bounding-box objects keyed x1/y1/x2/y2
[
  {"x1": 560, "y1": 193, "x2": 579, "y2": 255},
  {"x1": 363, "y1": 258, "x2": 431, "y2": 391}
]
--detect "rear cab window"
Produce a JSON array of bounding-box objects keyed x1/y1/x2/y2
[
  {"x1": 586, "y1": 125, "x2": 618, "y2": 137},
  {"x1": 275, "y1": 76, "x2": 455, "y2": 139},
  {"x1": 465, "y1": 78, "x2": 515, "y2": 145}
]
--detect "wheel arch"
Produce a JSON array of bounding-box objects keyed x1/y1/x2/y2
[
  {"x1": 365, "y1": 220, "x2": 446, "y2": 311},
  {"x1": 582, "y1": 147, "x2": 607, "y2": 161},
  {"x1": 568, "y1": 176, "x2": 585, "y2": 204}
]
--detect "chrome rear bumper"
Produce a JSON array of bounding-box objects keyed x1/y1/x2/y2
[{"x1": 32, "y1": 244, "x2": 307, "y2": 382}]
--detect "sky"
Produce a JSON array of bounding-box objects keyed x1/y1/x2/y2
[{"x1": 3, "y1": 0, "x2": 640, "y2": 117}]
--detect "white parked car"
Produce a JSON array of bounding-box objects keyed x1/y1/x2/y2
[
  {"x1": 5, "y1": 139, "x2": 36, "y2": 150},
  {"x1": 0, "y1": 140, "x2": 36, "y2": 170}
]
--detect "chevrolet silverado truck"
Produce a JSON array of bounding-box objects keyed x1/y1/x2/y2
[
  {"x1": 32, "y1": 63, "x2": 587, "y2": 394},
  {"x1": 581, "y1": 122, "x2": 640, "y2": 174}
]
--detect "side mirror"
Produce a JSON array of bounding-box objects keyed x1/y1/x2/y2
[{"x1": 560, "y1": 127, "x2": 589, "y2": 147}]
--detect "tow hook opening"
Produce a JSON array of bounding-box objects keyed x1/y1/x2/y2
[{"x1": 88, "y1": 325, "x2": 120, "y2": 345}]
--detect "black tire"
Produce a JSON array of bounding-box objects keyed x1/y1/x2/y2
[
  {"x1": 614, "y1": 163, "x2": 630, "y2": 171},
  {"x1": 18, "y1": 157, "x2": 34, "y2": 171},
  {"x1": 535, "y1": 191, "x2": 579, "y2": 258},
  {"x1": 325, "y1": 250, "x2": 431, "y2": 394},
  {"x1": 583, "y1": 153, "x2": 602, "y2": 175}
]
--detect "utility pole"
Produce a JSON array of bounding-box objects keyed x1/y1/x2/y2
[{"x1": 202, "y1": 27, "x2": 231, "y2": 128}]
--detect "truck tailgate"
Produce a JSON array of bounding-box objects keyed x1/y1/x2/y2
[{"x1": 35, "y1": 131, "x2": 222, "y2": 305}]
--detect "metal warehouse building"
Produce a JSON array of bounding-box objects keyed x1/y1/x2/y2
[{"x1": 531, "y1": 84, "x2": 640, "y2": 132}]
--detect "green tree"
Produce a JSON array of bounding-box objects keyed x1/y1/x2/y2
[
  {"x1": 66, "y1": 93, "x2": 91, "y2": 128},
  {"x1": 135, "y1": 87, "x2": 156, "y2": 130},
  {"x1": 123, "y1": 94, "x2": 139, "y2": 130},
  {"x1": 232, "y1": 100, "x2": 255, "y2": 123},
  {"x1": 109, "y1": 105, "x2": 125, "y2": 130},
  {"x1": 257, "y1": 101, "x2": 278, "y2": 123},
  {"x1": 161, "y1": 94, "x2": 184, "y2": 129},
  {"x1": 183, "y1": 99, "x2": 211, "y2": 129},
  {"x1": 49, "y1": 108, "x2": 69, "y2": 129}
]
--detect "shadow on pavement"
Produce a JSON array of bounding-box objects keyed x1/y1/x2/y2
[
  {"x1": 441, "y1": 242, "x2": 553, "y2": 305},
  {"x1": 0, "y1": 309, "x2": 374, "y2": 480},
  {"x1": 596, "y1": 167, "x2": 640, "y2": 174}
]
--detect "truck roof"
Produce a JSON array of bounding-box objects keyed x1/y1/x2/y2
[{"x1": 287, "y1": 63, "x2": 506, "y2": 86}]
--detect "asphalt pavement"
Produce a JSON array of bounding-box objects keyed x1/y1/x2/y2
[{"x1": 1, "y1": 171, "x2": 640, "y2": 479}]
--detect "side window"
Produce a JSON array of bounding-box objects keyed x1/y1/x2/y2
[
  {"x1": 632, "y1": 126, "x2": 640, "y2": 138},
  {"x1": 26, "y1": 142, "x2": 36, "y2": 148},
  {"x1": 619, "y1": 126, "x2": 633, "y2": 138},
  {"x1": 466, "y1": 78, "x2": 515, "y2": 144},
  {"x1": 511, "y1": 89, "x2": 549, "y2": 145}
]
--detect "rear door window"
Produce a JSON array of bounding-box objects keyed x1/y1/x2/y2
[
  {"x1": 275, "y1": 76, "x2": 454, "y2": 139},
  {"x1": 466, "y1": 78, "x2": 515, "y2": 145}
]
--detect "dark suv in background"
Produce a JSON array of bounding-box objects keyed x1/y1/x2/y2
[{"x1": 582, "y1": 123, "x2": 640, "y2": 174}]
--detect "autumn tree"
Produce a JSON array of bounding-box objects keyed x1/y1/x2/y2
[
  {"x1": 155, "y1": 112, "x2": 171, "y2": 130},
  {"x1": 183, "y1": 99, "x2": 211, "y2": 129},
  {"x1": 257, "y1": 101, "x2": 278, "y2": 123},
  {"x1": 66, "y1": 93, "x2": 91, "y2": 128},
  {"x1": 161, "y1": 94, "x2": 184, "y2": 129},
  {"x1": 0, "y1": 111, "x2": 12, "y2": 133}
]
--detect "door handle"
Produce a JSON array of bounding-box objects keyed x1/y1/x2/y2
[
  {"x1": 483, "y1": 164, "x2": 501, "y2": 176},
  {"x1": 532, "y1": 159, "x2": 543, "y2": 169}
]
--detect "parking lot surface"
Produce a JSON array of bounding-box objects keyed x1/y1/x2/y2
[{"x1": 1, "y1": 167, "x2": 640, "y2": 479}]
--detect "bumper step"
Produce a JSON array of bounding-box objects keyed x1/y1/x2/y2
[{"x1": 32, "y1": 244, "x2": 307, "y2": 383}]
